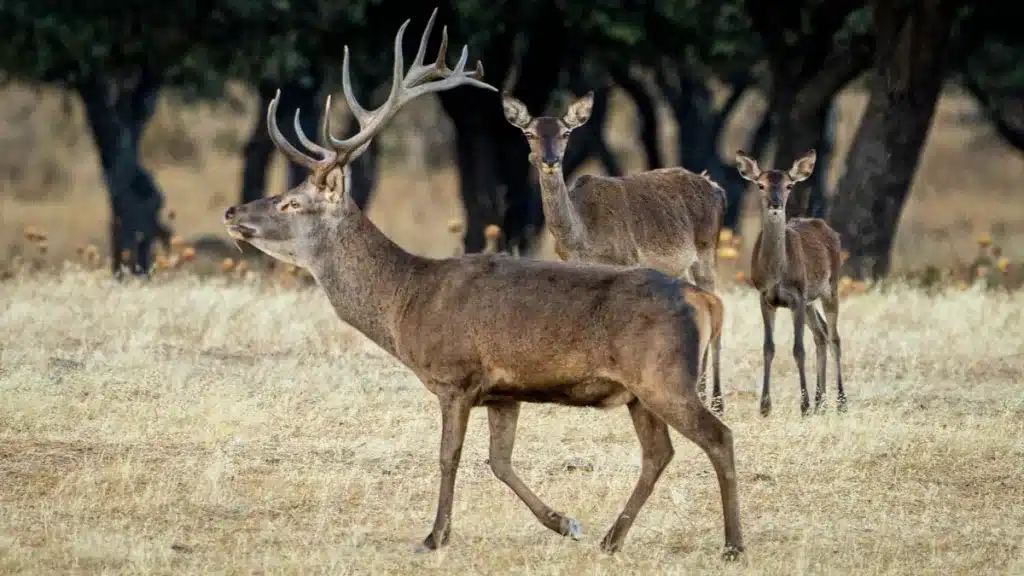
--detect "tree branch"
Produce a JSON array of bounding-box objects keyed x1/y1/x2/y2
[
  {"x1": 711, "y1": 77, "x2": 752, "y2": 142},
  {"x1": 963, "y1": 74, "x2": 1024, "y2": 152},
  {"x1": 802, "y1": 0, "x2": 868, "y2": 76},
  {"x1": 796, "y1": 33, "x2": 873, "y2": 115}
]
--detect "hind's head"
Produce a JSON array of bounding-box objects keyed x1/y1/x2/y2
[
  {"x1": 502, "y1": 92, "x2": 594, "y2": 174},
  {"x1": 735, "y1": 149, "x2": 816, "y2": 218}
]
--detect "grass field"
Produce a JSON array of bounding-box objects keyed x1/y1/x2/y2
[
  {"x1": 1, "y1": 269, "x2": 1022, "y2": 574},
  {"x1": 1, "y1": 80, "x2": 1024, "y2": 574}
]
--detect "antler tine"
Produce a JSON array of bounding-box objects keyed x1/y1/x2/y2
[
  {"x1": 320, "y1": 94, "x2": 334, "y2": 147},
  {"x1": 293, "y1": 108, "x2": 334, "y2": 160},
  {"x1": 340, "y1": 46, "x2": 371, "y2": 126},
  {"x1": 326, "y1": 11, "x2": 498, "y2": 165},
  {"x1": 412, "y1": 7, "x2": 439, "y2": 72},
  {"x1": 267, "y1": 89, "x2": 323, "y2": 171}
]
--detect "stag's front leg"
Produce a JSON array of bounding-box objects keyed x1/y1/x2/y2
[
  {"x1": 417, "y1": 389, "x2": 473, "y2": 552},
  {"x1": 487, "y1": 402, "x2": 582, "y2": 539}
]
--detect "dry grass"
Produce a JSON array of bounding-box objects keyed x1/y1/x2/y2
[{"x1": 1, "y1": 269, "x2": 1022, "y2": 574}]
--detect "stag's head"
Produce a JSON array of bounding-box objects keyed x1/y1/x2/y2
[
  {"x1": 222, "y1": 9, "x2": 496, "y2": 268},
  {"x1": 502, "y1": 91, "x2": 594, "y2": 175},
  {"x1": 735, "y1": 149, "x2": 816, "y2": 219}
]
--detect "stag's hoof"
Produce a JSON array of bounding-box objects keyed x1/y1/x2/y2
[
  {"x1": 722, "y1": 544, "x2": 744, "y2": 561},
  {"x1": 599, "y1": 535, "x2": 620, "y2": 555},
  {"x1": 562, "y1": 517, "x2": 583, "y2": 540},
  {"x1": 759, "y1": 398, "x2": 771, "y2": 417}
]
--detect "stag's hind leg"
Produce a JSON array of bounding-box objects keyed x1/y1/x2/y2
[
  {"x1": 630, "y1": 349, "x2": 743, "y2": 559},
  {"x1": 487, "y1": 401, "x2": 582, "y2": 539},
  {"x1": 807, "y1": 303, "x2": 829, "y2": 413},
  {"x1": 635, "y1": 386, "x2": 744, "y2": 560},
  {"x1": 600, "y1": 399, "x2": 674, "y2": 553}
]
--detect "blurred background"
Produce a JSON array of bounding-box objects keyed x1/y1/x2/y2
[{"x1": 0, "y1": 0, "x2": 1021, "y2": 288}]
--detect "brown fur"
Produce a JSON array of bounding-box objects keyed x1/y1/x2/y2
[
  {"x1": 220, "y1": 14, "x2": 744, "y2": 560},
  {"x1": 502, "y1": 92, "x2": 728, "y2": 414},
  {"x1": 735, "y1": 149, "x2": 847, "y2": 417}
]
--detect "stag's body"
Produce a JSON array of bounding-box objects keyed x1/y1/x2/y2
[
  {"x1": 503, "y1": 94, "x2": 728, "y2": 414},
  {"x1": 736, "y1": 149, "x2": 847, "y2": 417},
  {"x1": 220, "y1": 11, "x2": 743, "y2": 559}
]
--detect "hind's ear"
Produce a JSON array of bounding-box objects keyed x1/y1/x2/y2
[
  {"x1": 788, "y1": 149, "x2": 816, "y2": 182},
  {"x1": 563, "y1": 91, "x2": 594, "y2": 129},
  {"x1": 735, "y1": 150, "x2": 761, "y2": 182},
  {"x1": 502, "y1": 92, "x2": 532, "y2": 129}
]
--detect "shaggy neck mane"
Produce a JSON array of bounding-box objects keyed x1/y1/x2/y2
[{"x1": 306, "y1": 202, "x2": 421, "y2": 358}]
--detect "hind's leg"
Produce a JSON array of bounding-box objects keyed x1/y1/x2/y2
[
  {"x1": 691, "y1": 255, "x2": 723, "y2": 415},
  {"x1": 823, "y1": 293, "x2": 847, "y2": 412},
  {"x1": 807, "y1": 304, "x2": 829, "y2": 413},
  {"x1": 600, "y1": 400, "x2": 674, "y2": 553}
]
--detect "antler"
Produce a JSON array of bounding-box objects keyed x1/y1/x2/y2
[{"x1": 266, "y1": 8, "x2": 497, "y2": 178}]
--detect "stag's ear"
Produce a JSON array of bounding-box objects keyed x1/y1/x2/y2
[
  {"x1": 321, "y1": 166, "x2": 347, "y2": 204},
  {"x1": 735, "y1": 150, "x2": 761, "y2": 182},
  {"x1": 789, "y1": 149, "x2": 817, "y2": 183},
  {"x1": 501, "y1": 92, "x2": 532, "y2": 129},
  {"x1": 563, "y1": 91, "x2": 594, "y2": 129}
]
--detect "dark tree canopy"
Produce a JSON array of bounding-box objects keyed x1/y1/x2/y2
[{"x1": 1, "y1": 0, "x2": 1020, "y2": 278}]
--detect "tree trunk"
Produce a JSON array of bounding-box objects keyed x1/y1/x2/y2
[
  {"x1": 563, "y1": 80, "x2": 621, "y2": 178},
  {"x1": 829, "y1": 0, "x2": 962, "y2": 280},
  {"x1": 609, "y1": 64, "x2": 663, "y2": 170},
  {"x1": 438, "y1": 3, "x2": 564, "y2": 256},
  {"x1": 239, "y1": 71, "x2": 323, "y2": 204},
  {"x1": 807, "y1": 101, "x2": 839, "y2": 218},
  {"x1": 76, "y1": 69, "x2": 168, "y2": 277}
]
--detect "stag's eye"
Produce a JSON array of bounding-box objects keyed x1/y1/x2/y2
[
  {"x1": 278, "y1": 199, "x2": 301, "y2": 212},
  {"x1": 786, "y1": 184, "x2": 794, "y2": 190}
]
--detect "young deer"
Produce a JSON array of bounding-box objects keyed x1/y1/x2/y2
[
  {"x1": 222, "y1": 11, "x2": 743, "y2": 559},
  {"x1": 502, "y1": 92, "x2": 729, "y2": 414},
  {"x1": 735, "y1": 149, "x2": 847, "y2": 417}
]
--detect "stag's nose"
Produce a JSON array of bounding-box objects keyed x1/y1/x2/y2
[{"x1": 223, "y1": 206, "x2": 237, "y2": 222}]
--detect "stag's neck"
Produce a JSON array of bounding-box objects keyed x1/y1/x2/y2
[
  {"x1": 758, "y1": 211, "x2": 789, "y2": 284},
  {"x1": 537, "y1": 168, "x2": 586, "y2": 253},
  {"x1": 307, "y1": 212, "x2": 419, "y2": 358}
]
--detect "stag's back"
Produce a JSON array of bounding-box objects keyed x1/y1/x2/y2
[{"x1": 568, "y1": 167, "x2": 726, "y2": 270}]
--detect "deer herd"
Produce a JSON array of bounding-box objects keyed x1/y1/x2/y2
[{"x1": 222, "y1": 9, "x2": 847, "y2": 562}]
